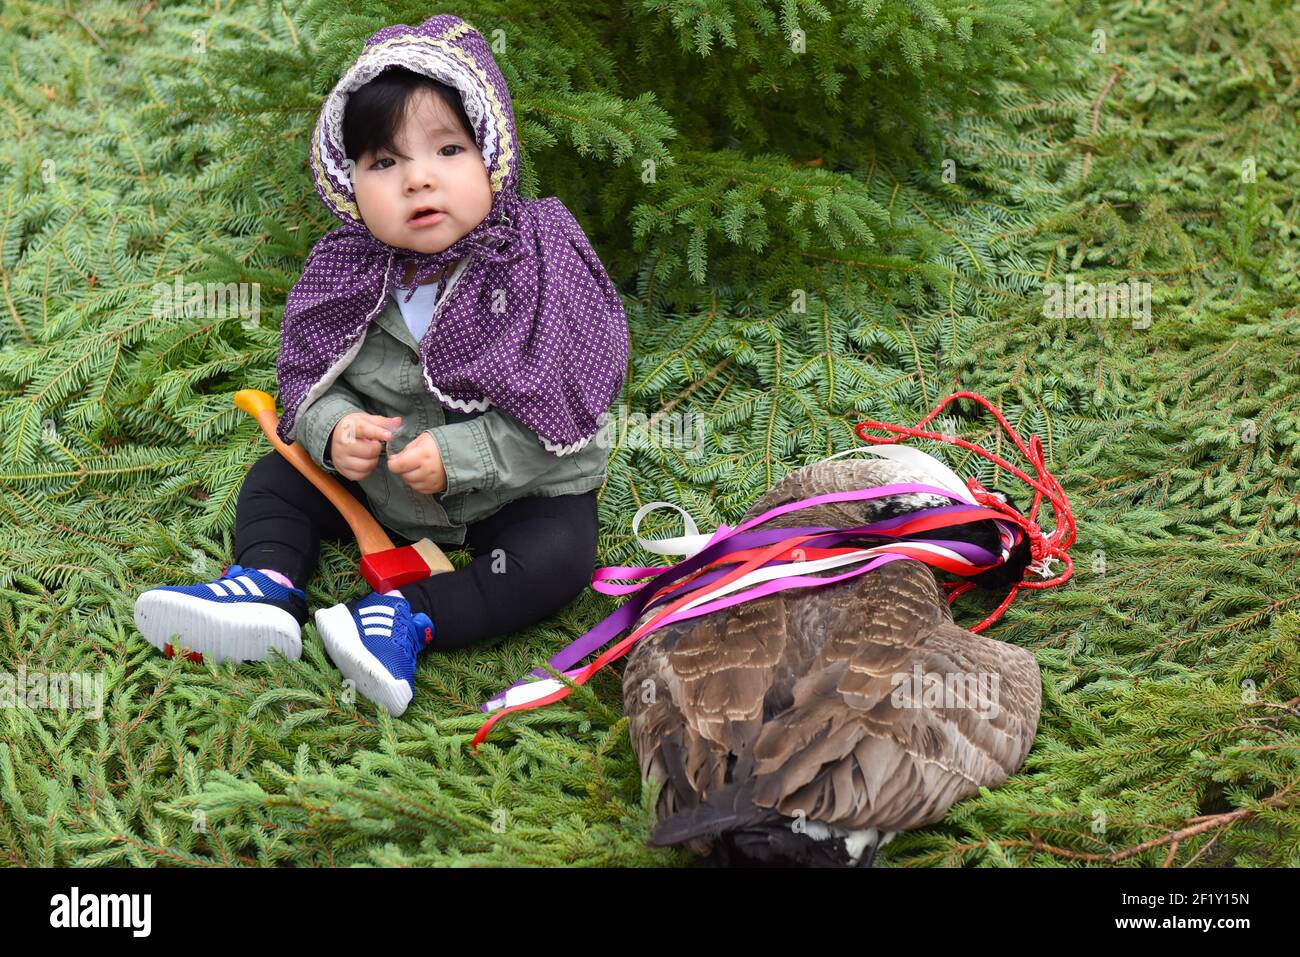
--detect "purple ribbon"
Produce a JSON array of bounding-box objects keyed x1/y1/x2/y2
[{"x1": 481, "y1": 480, "x2": 1011, "y2": 712}]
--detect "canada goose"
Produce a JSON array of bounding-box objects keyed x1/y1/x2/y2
[{"x1": 623, "y1": 451, "x2": 1042, "y2": 867}]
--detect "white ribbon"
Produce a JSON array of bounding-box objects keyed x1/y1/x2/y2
[
  {"x1": 632, "y1": 500, "x2": 713, "y2": 557},
  {"x1": 632, "y1": 444, "x2": 977, "y2": 558}
]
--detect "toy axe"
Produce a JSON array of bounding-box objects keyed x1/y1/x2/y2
[{"x1": 233, "y1": 389, "x2": 455, "y2": 590}]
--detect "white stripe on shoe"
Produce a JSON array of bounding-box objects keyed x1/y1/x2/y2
[
  {"x1": 202, "y1": 576, "x2": 269, "y2": 599},
  {"x1": 360, "y1": 606, "x2": 396, "y2": 638},
  {"x1": 315, "y1": 603, "x2": 413, "y2": 717}
]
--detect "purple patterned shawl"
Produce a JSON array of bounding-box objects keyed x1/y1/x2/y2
[{"x1": 275, "y1": 14, "x2": 628, "y2": 455}]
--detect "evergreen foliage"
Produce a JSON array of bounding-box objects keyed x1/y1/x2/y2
[{"x1": 0, "y1": 0, "x2": 1296, "y2": 866}]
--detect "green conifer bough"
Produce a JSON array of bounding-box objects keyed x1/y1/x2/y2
[{"x1": 0, "y1": 0, "x2": 1296, "y2": 867}]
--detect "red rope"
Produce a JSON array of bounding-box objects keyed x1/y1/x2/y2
[{"x1": 854, "y1": 390, "x2": 1076, "y2": 632}]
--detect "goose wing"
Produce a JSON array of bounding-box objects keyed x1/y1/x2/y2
[{"x1": 748, "y1": 559, "x2": 1041, "y2": 833}]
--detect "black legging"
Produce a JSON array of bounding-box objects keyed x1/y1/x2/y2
[{"x1": 233, "y1": 450, "x2": 599, "y2": 651}]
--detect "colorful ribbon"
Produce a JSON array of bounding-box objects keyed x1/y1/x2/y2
[{"x1": 470, "y1": 391, "x2": 1075, "y2": 749}]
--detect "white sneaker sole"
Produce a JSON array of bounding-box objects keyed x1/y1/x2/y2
[
  {"x1": 314, "y1": 603, "x2": 413, "y2": 717},
  {"x1": 134, "y1": 589, "x2": 302, "y2": 664}
]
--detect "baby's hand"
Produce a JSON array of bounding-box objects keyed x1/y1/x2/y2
[
  {"x1": 387, "y1": 431, "x2": 447, "y2": 495},
  {"x1": 330, "y1": 412, "x2": 402, "y2": 481}
]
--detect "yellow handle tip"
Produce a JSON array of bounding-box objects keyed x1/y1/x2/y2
[{"x1": 234, "y1": 389, "x2": 276, "y2": 417}]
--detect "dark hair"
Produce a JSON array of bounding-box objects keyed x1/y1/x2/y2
[{"x1": 343, "y1": 66, "x2": 476, "y2": 163}]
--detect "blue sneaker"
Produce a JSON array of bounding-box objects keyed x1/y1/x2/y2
[
  {"x1": 134, "y1": 564, "x2": 308, "y2": 664},
  {"x1": 314, "y1": 592, "x2": 434, "y2": 716}
]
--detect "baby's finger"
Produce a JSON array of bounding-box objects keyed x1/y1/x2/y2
[
  {"x1": 398, "y1": 466, "x2": 433, "y2": 489},
  {"x1": 337, "y1": 454, "x2": 377, "y2": 477},
  {"x1": 396, "y1": 466, "x2": 429, "y2": 485},
  {"x1": 337, "y1": 419, "x2": 374, "y2": 446},
  {"x1": 343, "y1": 434, "x2": 381, "y2": 455},
  {"x1": 392, "y1": 448, "x2": 433, "y2": 474},
  {"x1": 352, "y1": 419, "x2": 395, "y2": 442}
]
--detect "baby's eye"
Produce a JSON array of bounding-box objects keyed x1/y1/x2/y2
[
  {"x1": 439, "y1": 144, "x2": 465, "y2": 157},
  {"x1": 370, "y1": 157, "x2": 395, "y2": 170}
]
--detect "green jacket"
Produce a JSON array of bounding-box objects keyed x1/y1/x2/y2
[{"x1": 296, "y1": 278, "x2": 611, "y2": 546}]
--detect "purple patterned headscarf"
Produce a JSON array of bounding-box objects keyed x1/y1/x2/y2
[{"x1": 275, "y1": 14, "x2": 628, "y2": 455}]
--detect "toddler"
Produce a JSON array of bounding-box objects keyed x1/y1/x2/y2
[{"x1": 134, "y1": 15, "x2": 629, "y2": 717}]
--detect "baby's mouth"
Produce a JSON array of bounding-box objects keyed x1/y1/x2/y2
[{"x1": 408, "y1": 206, "x2": 446, "y2": 226}]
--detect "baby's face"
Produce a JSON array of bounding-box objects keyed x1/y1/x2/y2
[{"x1": 351, "y1": 88, "x2": 492, "y2": 258}]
